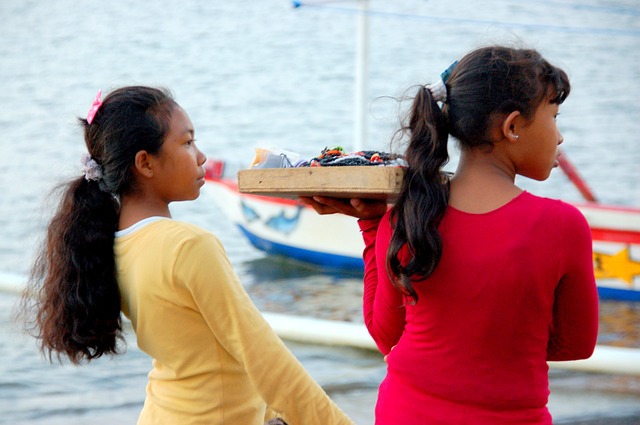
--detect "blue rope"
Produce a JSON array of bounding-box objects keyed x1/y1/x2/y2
[
  {"x1": 291, "y1": 1, "x2": 640, "y2": 37},
  {"x1": 533, "y1": 0, "x2": 640, "y2": 17}
]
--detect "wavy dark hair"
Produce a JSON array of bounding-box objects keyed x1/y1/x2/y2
[
  {"x1": 388, "y1": 46, "x2": 571, "y2": 301},
  {"x1": 22, "y1": 86, "x2": 177, "y2": 363}
]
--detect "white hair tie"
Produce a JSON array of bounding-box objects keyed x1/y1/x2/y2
[
  {"x1": 425, "y1": 60, "x2": 458, "y2": 103},
  {"x1": 81, "y1": 153, "x2": 104, "y2": 182},
  {"x1": 425, "y1": 79, "x2": 447, "y2": 103}
]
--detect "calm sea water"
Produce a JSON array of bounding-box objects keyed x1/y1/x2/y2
[{"x1": 1, "y1": 0, "x2": 640, "y2": 423}]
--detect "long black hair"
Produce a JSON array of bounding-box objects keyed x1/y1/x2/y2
[
  {"x1": 23, "y1": 86, "x2": 177, "y2": 363},
  {"x1": 388, "y1": 46, "x2": 571, "y2": 301}
]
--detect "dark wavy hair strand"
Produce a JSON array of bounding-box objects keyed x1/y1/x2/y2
[
  {"x1": 22, "y1": 86, "x2": 177, "y2": 363},
  {"x1": 387, "y1": 46, "x2": 570, "y2": 302}
]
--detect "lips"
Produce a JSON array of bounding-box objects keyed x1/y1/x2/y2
[
  {"x1": 196, "y1": 173, "x2": 206, "y2": 186},
  {"x1": 197, "y1": 167, "x2": 206, "y2": 181}
]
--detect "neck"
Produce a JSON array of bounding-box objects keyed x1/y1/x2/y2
[
  {"x1": 119, "y1": 193, "x2": 171, "y2": 231},
  {"x1": 455, "y1": 147, "x2": 517, "y2": 182},
  {"x1": 448, "y1": 147, "x2": 522, "y2": 213}
]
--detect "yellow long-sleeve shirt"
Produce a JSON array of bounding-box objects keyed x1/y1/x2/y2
[{"x1": 115, "y1": 219, "x2": 354, "y2": 425}]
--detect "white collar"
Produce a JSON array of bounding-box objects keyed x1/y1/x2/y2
[{"x1": 115, "y1": 216, "x2": 169, "y2": 238}]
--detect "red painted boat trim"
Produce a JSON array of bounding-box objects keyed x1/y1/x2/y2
[
  {"x1": 205, "y1": 176, "x2": 640, "y2": 239},
  {"x1": 239, "y1": 192, "x2": 302, "y2": 207},
  {"x1": 205, "y1": 178, "x2": 302, "y2": 207},
  {"x1": 591, "y1": 228, "x2": 640, "y2": 245},
  {"x1": 205, "y1": 177, "x2": 236, "y2": 190},
  {"x1": 575, "y1": 202, "x2": 640, "y2": 214}
]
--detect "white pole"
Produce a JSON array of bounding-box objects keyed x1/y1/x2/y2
[
  {"x1": 5, "y1": 272, "x2": 639, "y2": 376},
  {"x1": 263, "y1": 313, "x2": 640, "y2": 376},
  {"x1": 263, "y1": 312, "x2": 376, "y2": 350},
  {"x1": 353, "y1": 0, "x2": 370, "y2": 152},
  {"x1": 0, "y1": 271, "x2": 26, "y2": 295},
  {"x1": 548, "y1": 346, "x2": 640, "y2": 375}
]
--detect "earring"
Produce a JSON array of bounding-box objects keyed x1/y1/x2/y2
[{"x1": 511, "y1": 133, "x2": 519, "y2": 140}]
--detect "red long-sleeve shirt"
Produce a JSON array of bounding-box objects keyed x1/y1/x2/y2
[{"x1": 359, "y1": 191, "x2": 598, "y2": 424}]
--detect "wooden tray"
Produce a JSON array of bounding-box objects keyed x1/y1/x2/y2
[{"x1": 238, "y1": 166, "x2": 405, "y2": 200}]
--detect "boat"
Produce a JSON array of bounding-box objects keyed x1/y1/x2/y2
[
  {"x1": 203, "y1": 158, "x2": 640, "y2": 302},
  {"x1": 203, "y1": 159, "x2": 366, "y2": 270},
  {"x1": 201, "y1": 2, "x2": 640, "y2": 302}
]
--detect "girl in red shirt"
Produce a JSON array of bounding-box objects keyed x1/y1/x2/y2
[{"x1": 302, "y1": 45, "x2": 599, "y2": 424}]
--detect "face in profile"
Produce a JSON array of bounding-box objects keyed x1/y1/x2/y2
[
  {"x1": 515, "y1": 98, "x2": 563, "y2": 181},
  {"x1": 152, "y1": 105, "x2": 207, "y2": 202}
]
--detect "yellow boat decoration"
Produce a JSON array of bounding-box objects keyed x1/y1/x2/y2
[{"x1": 594, "y1": 246, "x2": 640, "y2": 285}]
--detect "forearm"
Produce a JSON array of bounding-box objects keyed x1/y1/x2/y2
[
  {"x1": 359, "y1": 217, "x2": 405, "y2": 354},
  {"x1": 547, "y1": 216, "x2": 599, "y2": 361}
]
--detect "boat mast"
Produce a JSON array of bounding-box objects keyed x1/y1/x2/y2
[{"x1": 354, "y1": 0, "x2": 370, "y2": 152}]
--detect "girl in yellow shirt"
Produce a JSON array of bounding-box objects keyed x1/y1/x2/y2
[{"x1": 23, "y1": 86, "x2": 354, "y2": 425}]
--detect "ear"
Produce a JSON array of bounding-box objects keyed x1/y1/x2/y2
[
  {"x1": 134, "y1": 150, "x2": 154, "y2": 179},
  {"x1": 500, "y1": 111, "x2": 522, "y2": 143}
]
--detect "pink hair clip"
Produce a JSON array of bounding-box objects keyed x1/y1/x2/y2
[{"x1": 86, "y1": 89, "x2": 103, "y2": 124}]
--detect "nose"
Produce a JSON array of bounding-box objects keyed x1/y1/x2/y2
[
  {"x1": 197, "y1": 147, "x2": 207, "y2": 166},
  {"x1": 557, "y1": 129, "x2": 564, "y2": 146}
]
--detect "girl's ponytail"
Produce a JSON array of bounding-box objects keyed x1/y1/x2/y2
[
  {"x1": 27, "y1": 175, "x2": 122, "y2": 363},
  {"x1": 23, "y1": 86, "x2": 177, "y2": 363},
  {"x1": 388, "y1": 86, "x2": 450, "y2": 301},
  {"x1": 21, "y1": 86, "x2": 190, "y2": 363}
]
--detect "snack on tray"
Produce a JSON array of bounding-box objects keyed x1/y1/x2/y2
[
  {"x1": 249, "y1": 146, "x2": 407, "y2": 169},
  {"x1": 238, "y1": 146, "x2": 406, "y2": 200},
  {"x1": 299, "y1": 146, "x2": 407, "y2": 168}
]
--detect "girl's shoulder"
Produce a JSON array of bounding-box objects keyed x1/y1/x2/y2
[
  {"x1": 146, "y1": 221, "x2": 229, "y2": 265},
  {"x1": 158, "y1": 219, "x2": 221, "y2": 244},
  {"x1": 520, "y1": 192, "x2": 589, "y2": 229},
  {"x1": 119, "y1": 218, "x2": 222, "y2": 248},
  {"x1": 157, "y1": 219, "x2": 211, "y2": 235},
  {"x1": 521, "y1": 191, "x2": 582, "y2": 212}
]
